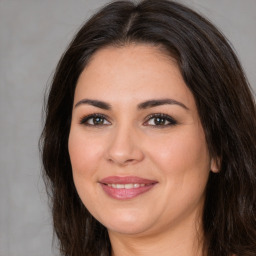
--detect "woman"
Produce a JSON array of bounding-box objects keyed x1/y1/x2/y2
[{"x1": 40, "y1": 0, "x2": 256, "y2": 255}]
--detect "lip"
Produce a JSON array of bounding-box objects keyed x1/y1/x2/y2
[{"x1": 99, "y1": 176, "x2": 158, "y2": 200}]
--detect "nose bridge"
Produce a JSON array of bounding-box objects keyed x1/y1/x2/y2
[{"x1": 106, "y1": 121, "x2": 144, "y2": 165}]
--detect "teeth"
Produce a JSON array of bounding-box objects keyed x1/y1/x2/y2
[
  {"x1": 107, "y1": 183, "x2": 147, "y2": 189},
  {"x1": 124, "y1": 184, "x2": 133, "y2": 189}
]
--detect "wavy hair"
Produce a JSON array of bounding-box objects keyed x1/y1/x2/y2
[{"x1": 40, "y1": 1, "x2": 256, "y2": 255}]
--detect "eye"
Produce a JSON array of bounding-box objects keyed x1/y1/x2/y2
[
  {"x1": 79, "y1": 114, "x2": 111, "y2": 126},
  {"x1": 144, "y1": 113, "x2": 177, "y2": 127}
]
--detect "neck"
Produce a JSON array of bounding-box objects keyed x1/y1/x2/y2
[{"x1": 108, "y1": 213, "x2": 204, "y2": 256}]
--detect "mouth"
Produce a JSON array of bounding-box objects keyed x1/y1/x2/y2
[
  {"x1": 99, "y1": 176, "x2": 158, "y2": 200},
  {"x1": 106, "y1": 183, "x2": 148, "y2": 189}
]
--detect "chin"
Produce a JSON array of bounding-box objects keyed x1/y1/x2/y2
[
  {"x1": 107, "y1": 222, "x2": 151, "y2": 236},
  {"x1": 99, "y1": 210, "x2": 154, "y2": 235}
]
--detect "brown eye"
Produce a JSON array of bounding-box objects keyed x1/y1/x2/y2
[
  {"x1": 91, "y1": 116, "x2": 105, "y2": 125},
  {"x1": 144, "y1": 114, "x2": 177, "y2": 127},
  {"x1": 80, "y1": 114, "x2": 111, "y2": 126},
  {"x1": 151, "y1": 117, "x2": 169, "y2": 125}
]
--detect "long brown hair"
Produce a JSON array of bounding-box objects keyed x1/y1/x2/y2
[{"x1": 40, "y1": 1, "x2": 256, "y2": 255}]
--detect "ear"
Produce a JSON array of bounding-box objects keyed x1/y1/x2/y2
[{"x1": 210, "y1": 158, "x2": 220, "y2": 173}]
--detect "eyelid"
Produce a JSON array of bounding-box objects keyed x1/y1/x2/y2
[
  {"x1": 78, "y1": 112, "x2": 177, "y2": 127},
  {"x1": 143, "y1": 113, "x2": 177, "y2": 127},
  {"x1": 79, "y1": 113, "x2": 111, "y2": 126}
]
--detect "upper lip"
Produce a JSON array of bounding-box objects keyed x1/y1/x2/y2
[{"x1": 99, "y1": 176, "x2": 158, "y2": 185}]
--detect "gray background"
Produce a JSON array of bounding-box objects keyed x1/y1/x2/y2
[{"x1": 0, "y1": 0, "x2": 255, "y2": 255}]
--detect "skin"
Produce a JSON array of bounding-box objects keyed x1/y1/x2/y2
[{"x1": 68, "y1": 44, "x2": 218, "y2": 256}]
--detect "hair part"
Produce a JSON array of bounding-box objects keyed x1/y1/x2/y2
[{"x1": 40, "y1": 1, "x2": 256, "y2": 255}]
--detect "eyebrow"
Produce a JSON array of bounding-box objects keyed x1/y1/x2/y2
[
  {"x1": 74, "y1": 99, "x2": 111, "y2": 110},
  {"x1": 137, "y1": 99, "x2": 188, "y2": 110},
  {"x1": 74, "y1": 98, "x2": 188, "y2": 110}
]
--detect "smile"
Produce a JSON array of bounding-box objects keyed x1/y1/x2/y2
[
  {"x1": 106, "y1": 183, "x2": 146, "y2": 189},
  {"x1": 99, "y1": 176, "x2": 158, "y2": 200}
]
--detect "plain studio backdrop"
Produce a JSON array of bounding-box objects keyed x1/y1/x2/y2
[{"x1": 0, "y1": 0, "x2": 255, "y2": 255}]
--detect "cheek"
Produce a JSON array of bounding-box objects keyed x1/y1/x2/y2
[
  {"x1": 68, "y1": 128, "x2": 104, "y2": 214},
  {"x1": 149, "y1": 127, "x2": 211, "y2": 215},
  {"x1": 68, "y1": 127, "x2": 104, "y2": 179},
  {"x1": 147, "y1": 126, "x2": 210, "y2": 180}
]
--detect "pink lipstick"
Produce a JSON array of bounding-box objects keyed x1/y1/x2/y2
[{"x1": 99, "y1": 176, "x2": 158, "y2": 200}]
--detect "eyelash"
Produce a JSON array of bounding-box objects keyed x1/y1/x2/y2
[
  {"x1": 79, "y1": 113, "x2": 110, "y2": 126},
  {"x1": 144, "y1": 113, "x2": 177, "y2": 127},
  {"x1": 79, "y1": 113, "x2": 177, "y2": 127}
]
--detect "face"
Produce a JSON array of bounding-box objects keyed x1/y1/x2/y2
[{"x1": 68, "y1": 44, "x2": 216, "y2": 237}]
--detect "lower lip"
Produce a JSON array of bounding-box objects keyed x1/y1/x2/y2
[{"x1": 100, "y1": 184, "x2": 156, "y2": 200}]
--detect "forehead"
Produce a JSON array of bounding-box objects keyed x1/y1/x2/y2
[{"x1": 74, "y1": 44, "x2": 195, "y2": 109}]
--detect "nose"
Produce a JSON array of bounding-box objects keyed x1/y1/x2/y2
[{"x1": 106, "y1": 125, "x2": 145, "y2": 166}]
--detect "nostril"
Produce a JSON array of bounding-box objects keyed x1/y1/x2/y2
[{"x1": 108, "y1": 155, "x2": 145, "y2": 166}]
